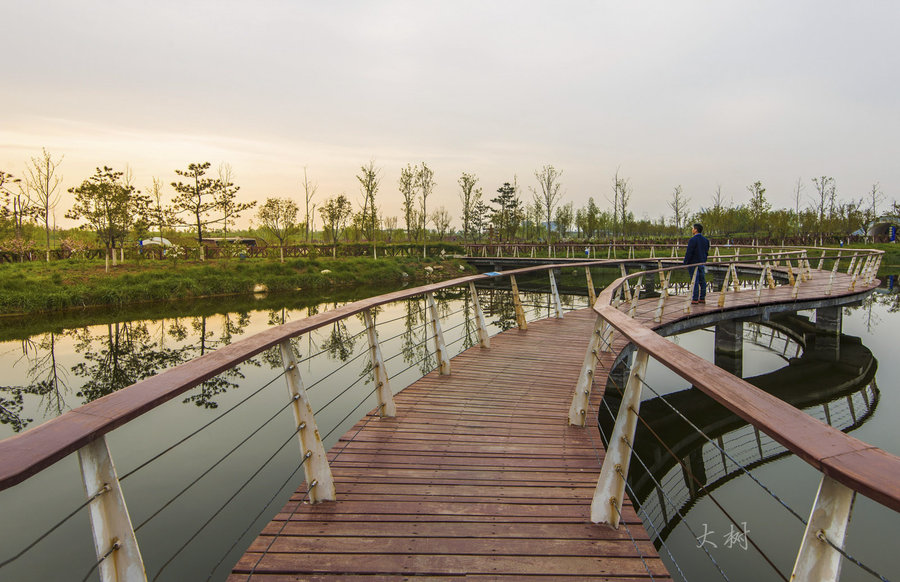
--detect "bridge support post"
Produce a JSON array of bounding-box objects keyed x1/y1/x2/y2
[
  {"x1": 78, "y1": 436, "x2": 147, "y2": 582},
  {"x1": 816, "y1": 306, "x2": 842, "y2": 334},
  {"x1": 714, "y1": 320, "x2": 743, "y2": 377},
  {"x1": 509, "y1": 275, "x2": 528, "y2": 330},
  {"x1": 468, "y1": 281, "x2": 490, "y2": 348},
  {"x1": 363, "y1": 309, "x2": 396, "y2": 417},
  {"x1": 791, "y1": 475, "x2": 855, "y2": 582},
  {"x1": 426, "y1": 292, "x2": 451, "y2": 374},
  {"x1": 549, "y1": 269, "x2": 563, "y2": 318},
  {"x1": 585, "y1": 267, "x2": 597, "y2": 307},
  {"x1": 568, "y1": 314, "x2": 607, "y2": 426},
  {"x1": 590, "y1": 348, "x2": 650, "y2": 527},
  {"x1": 279, "y1": 340, "x2": 336, "y2": 503}
]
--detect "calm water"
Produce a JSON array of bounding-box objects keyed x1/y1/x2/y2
[{"x1": 0, "y1": 275, "x2": 897, "y2": 581}]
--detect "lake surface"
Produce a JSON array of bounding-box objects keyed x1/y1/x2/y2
[{"x1": 0, "y1": 273, "x2": 897, "y2": 581}]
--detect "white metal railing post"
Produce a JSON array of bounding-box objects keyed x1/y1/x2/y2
[
  {"x1": 549, "y1": 269, "x2": 564, "y2": 318},
  {"x1": 848, "y1": 255, "x2": 863, "y2": 291},
  {"x1": 818, "y1": 250, "x2": 826, "y2": 270},
  {"x1": 717, "y1": 264, "x2": 732, "y2": 308},
  {"x1": 468, "y1": 281, "x2": 490, "y2": 348},
  {"x1": 590, "y1": 348, "x2": 650, "y2": 527},
  {"x1": 568, "y1": 314, "x2": 606, "y2": 426},
  {"x1": 586, "y1": 267, "x2": 597, "y2": 306},
  {"x1": 790, "y1": 475, "x2": 856, "y2": 582},
  {"x1": 426, "y1": 292, "x2": 451, "y2": 374},
  {"x1": 826, "y1": 255, "x2": 841, "y2": 296},
  {"x1": 755, "y1": 264, "x2": 767, "y2": 303},
  {"x1": 802, "y1": 251, "x2": 812, "y2": 281},
  {"x1": 765, "y1": 261, "x2": 776, "y2": 289},
  {"x1": 363, "y1": 309, "x2": 396, "y2": 417},
  {"x1": 628, "y1": 277, "x2": 642, "y2": 319},
  {"x1": 685, "y1": 267, "x2": 698, "y2": 313},
  {"x1": 78, "y1": 436, "x2": 147, "y2": 582},
  {"x1": 509, "y1": 275, "x2": 528, "y2": 330},
  {"x1": 619, "y1": 264, "x2": 632, "y2": 302},
  {"x1": 279, "y1": 340, "x2": 336, "y2": 503},
  {"x1": 785, "y1": 259, "x2": 796, "y2": 287},
  {"x1": 846, "y1": 253, "x2": 857, "y2": 275}
]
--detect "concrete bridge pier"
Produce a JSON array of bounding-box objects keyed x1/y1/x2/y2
[
  {"x1": 714, "y1": 320, "x2": 743, "y2": 377},
  {"x1": 816, "y1": 306, "x2": 843, "y2": 334},
  {"x1": 814, "y1": 307, "x2": 842, "y2": 361}
]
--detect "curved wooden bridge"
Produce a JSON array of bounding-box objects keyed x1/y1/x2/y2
[
  {"x1": 230, "y1": 252, "x2": 893, "y2": 580},
  {"x1": 1, "y1": 246, "x2": 896, "y2": 582}
]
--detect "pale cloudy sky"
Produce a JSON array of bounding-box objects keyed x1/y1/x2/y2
[{"x1": 2, "y1": 1, "x2": 898, "y2": 229}]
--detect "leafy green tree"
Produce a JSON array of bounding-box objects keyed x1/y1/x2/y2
[
  {"x1": 66, "y1": 166, "x2": 148, "y2": 269},
  {"x1": 415, "y1": 162, "x2": 435, "y2": 256},
  {"x1": 747, "y1": 180, "x2": 771, "y2": 235},
  {"x1": 0, "y1": 170, "x2": 25, "y2": 237},
  {"x1": 172, "y1": 162, "x2": 221, "y2": 245},
  {"x1": 554, "y1": 201, "x2": 574, "y2": 240},
  {"x1": 146, "y1": 177, "x2": 177, "y2": 244},
  {"x1": 257, "y1": 197, "x2": 299, "y2": 262},
  {"x1": 491, "y1": 181, "x2": 522, "y2": 242},
  {"x1": 319, "y1": 194, "x2": 352, "y2": 257}
]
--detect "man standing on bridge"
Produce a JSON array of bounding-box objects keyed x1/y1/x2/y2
[{"x1": 684, "y1": 223, "x2": 710, "y2": 304}]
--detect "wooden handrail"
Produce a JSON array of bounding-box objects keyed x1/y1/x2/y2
[
  {"x1": 0, "y1": 259, "x2": 622, "y2": 490},
  {"x1": 592, "y1": 251, "x2": 900, "y2": 513}
]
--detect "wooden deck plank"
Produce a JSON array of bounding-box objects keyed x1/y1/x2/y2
[{"x1": 232, "y1": 269, "x2": 874, "y2": 579}]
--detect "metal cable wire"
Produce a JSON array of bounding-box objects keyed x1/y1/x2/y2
[
  {"x1": 322, "y1": 384, "x2": 381, "y2": 443},
  {"x1": 134, "y1": 395, "x2": 297, "y2": 532},
  {"x1": 119, "y1": 369, "x2": 289, "y2": 482},
  {"x1": 205, "y1": 454, "x2": 312, "y2": 581},
  {"x1": 151, "y1": 423, "x2": 304, "y2": 581},
  {"x1": 0, "y1": 484, "x2": 109, "y2": 570},
  {"x1": 304, "y1": 348, "x2": 369, "y2": 392},
  {"x1": 387, "y1": 349, "x2": 437, "y2": 381},
  {"x1": 79, "y1": 540, "x2": 119, "y2": 582},
  {"x1": 312, "y1": 370, "x2": 369, "y2": 417},
  {"x1": 819, "y1": 531, "x2": 892, "y2": 582}
]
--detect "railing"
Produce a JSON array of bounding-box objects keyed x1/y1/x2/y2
[
  {"x1": 0, "y1": 246, "x2": 888, "y2": 581},
  {"x1": 571, "y1": 247, "x2": 895, "y2": 582}
]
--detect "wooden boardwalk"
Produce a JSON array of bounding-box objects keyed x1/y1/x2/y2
[{"x1": 231, "y1": 269, "x2": 871, "y2": 580}]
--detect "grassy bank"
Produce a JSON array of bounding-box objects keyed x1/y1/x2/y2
[{"x1": 0, "y1": 256, "x2": 474, "y2": 315}]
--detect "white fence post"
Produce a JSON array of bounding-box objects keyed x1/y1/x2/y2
[
  {"x1": 78, "y1": 436, "x2": 147, "y2": 582},
  {"x1": 568, "y1": 314, "x2": 607, "y2": 426},
  {"x1": 468, "y1": 281, "x2": 490, "y2": 348},
  {"x1": 363, "y1": 309, "x2": 396, "y2": 417},
  {"x1": 509, "y1": 275, "x2": 528, "y2": 330},
  {"x1": 590, "y1": 348, "x2": 650, "y2": 527},
  {"x1": 790, "y1": 475, "x2": 856, "y2": 582},
  {"x1": 426, "y1": 292, "x2": 451, "y2": 374},
  {"x1": 279, "y1": 340, "x2": 336, "y2": 503},
  {"x1": 549, "y1": 269, "x2": 564, "y2": 318}
]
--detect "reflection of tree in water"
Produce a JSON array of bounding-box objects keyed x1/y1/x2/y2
[
  {"x1": 2, "y1": 332, "x2": 74, "y2": 432},
  {"x1": 482, "y1": 288, "x2": 517, "y2": 331},
  {"x1": 320, "y1": 320, "x2": 356, "y2": 362},
  {"x1": 72, "y1": 322, "x2": 190, "y2": 403},
  {"x1": 400, "y1": 297, "x2": 433, "y2": 375}
]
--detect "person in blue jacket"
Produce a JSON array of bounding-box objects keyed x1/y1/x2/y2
[{"x1": 683, "y1": 223, "x2": 710, "y2": 304}]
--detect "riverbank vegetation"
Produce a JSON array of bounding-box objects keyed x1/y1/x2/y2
[{"x1": 0, "y1": 256, "x2": 472, "y2": 315}]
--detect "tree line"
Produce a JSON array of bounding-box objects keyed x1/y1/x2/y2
[{"x1": 2, "y1": 148, "x2": 896, "y2": 265}]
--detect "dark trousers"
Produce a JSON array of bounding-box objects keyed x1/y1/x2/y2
[{"x1": 690, "y1": 265, "x2": 706, "y2": 300}]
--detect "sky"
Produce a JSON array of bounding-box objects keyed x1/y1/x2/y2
[{"x1": 2, "y1": 1, "x2": 899, "y2": 230}]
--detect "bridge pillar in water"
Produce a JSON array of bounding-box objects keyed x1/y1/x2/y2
[
  {"x1": 814, "y1": 307, "x2": 842, "y2": 361},
  {"x1": 816, "y1": 306, "x2": 843, "y2": 334},
  {"x1": 714, "y1": 320, "x2": 743, "y2": 377}
]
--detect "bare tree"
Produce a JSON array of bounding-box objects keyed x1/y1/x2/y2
[
  {"x1": 356, "y1": 159, "x2": 381, "y2": 258},
  {"x1": 668, "y1": 185, "x2": 691, "y2": 230},
  {"x1": 431, "y1": 206, "x2": 451, "y2": 240},
  {"x1": 867, "y1": 182, "x2": 884, "y2": 226},
  {"x1": 216, "y1": 163, "x2": 255, "y2": 240},
  {"x1": 147, "y1": 178, "x2": 177, "y2": 244},
  {"x1": 458, "y1": 172, "x2": 482, "y2": 244},
  {"x1": 399, "y1": 164, "x2": 416, "y2": 242},
  {"x1": 531, "y1": 165, "x2": 564, "y2": 252},
  {"x1": 792, "y1": 178, "x2": 804, "y2": 235},
  {"x1": 811, "y1": 176, "x2": 835, "y2": 233},
  {"x1": 301, "y1": 167, "x2": 317, "y2": 242},
  {"x1": 415, "y1": 162, "x2": 435, "y2": 258},
  {"x1": 0, "y1": 170, "x2": 25, "y2": 237},
  {"x1": 614, "y1": 170, "x2": 632, "y2": 237},
  {"x1": 382, "y1": 216, "x2": 398, "y2": 243},
  {"x1": 24, "y1": 148, "x2": 63, "y2": 261}
]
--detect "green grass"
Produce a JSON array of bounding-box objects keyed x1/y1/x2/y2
[{"x1": 0, "y1": 256, "x2": 474, "y2": 315}]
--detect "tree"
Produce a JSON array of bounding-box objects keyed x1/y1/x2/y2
[
  {"x1": 792, "y1": 178, "x2": 804, "y2": 235},
  {"x1": 172, "y1": 162, "x2": 221, "y2": 246},
  {"x1": 668, "y1": 185, "x2": 691, "y2": 230},
  {"x1": 491, "y1": 182, "x2": 522, "y2": 242},
  {"x1": 811, "y1": 176, "x2": 835, "y2": 235},
  {"x1": 866, "y1": 182, "x2": 884, "y2": 227},
  {"x1": 356, "y1": 160, "x2": 381, "y2": 258},
  {"x1": 613, "y1": 170, "x2": 632, "y2": 237},
  {"x1": 23, "y1": 148, "x2": 63, "y2": 261},
  {"x1": 0, "y1": 170, "x2": 25, "y2": 237},
  {"x1": 215, "y1": 163, "x2": 255, "y2": 239},
  {"x1": 319, "y1": 194, "x2": 352, "y2": 257},
  {"x1": 431, "y1": 206, "x2": 451, "y2": 240},
  {"x1": 458, "y1": 172, "x2": 482, "y2": 244},
  {"x1": 146, "y1": 177, "x2": 177, "y2": 243},
  {"x1": 301, "y1": 167, "x2": 317, "y2": 242},
  {"x1": 471, "y1": 200, "x2": 490, "y2": 242},
  {"x1": 415, "y1": 162, "x2": 435, "y2": 257},
  {"x1": 554, "y1": 201, "x2": 574, "y2": 240},
  {"x1": 257, "y1": 197, "x2": 299, "y2": 262},
  {"x1": 747, "y1": 180, "x2": 771, "y2": 235},
  {"x1": 66, "y1": 167, "x2": 147, "y2": 271},
  {"x1": 531, "y1": 165, "x2": 564, "y2": 251},
  {"x1": 399, "y1": 164, "x2": 416, "y2": 242}
]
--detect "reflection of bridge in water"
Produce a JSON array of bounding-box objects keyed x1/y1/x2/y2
[{"x1": 600, "y1": 314, "x2": 880, "y2": 544}]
